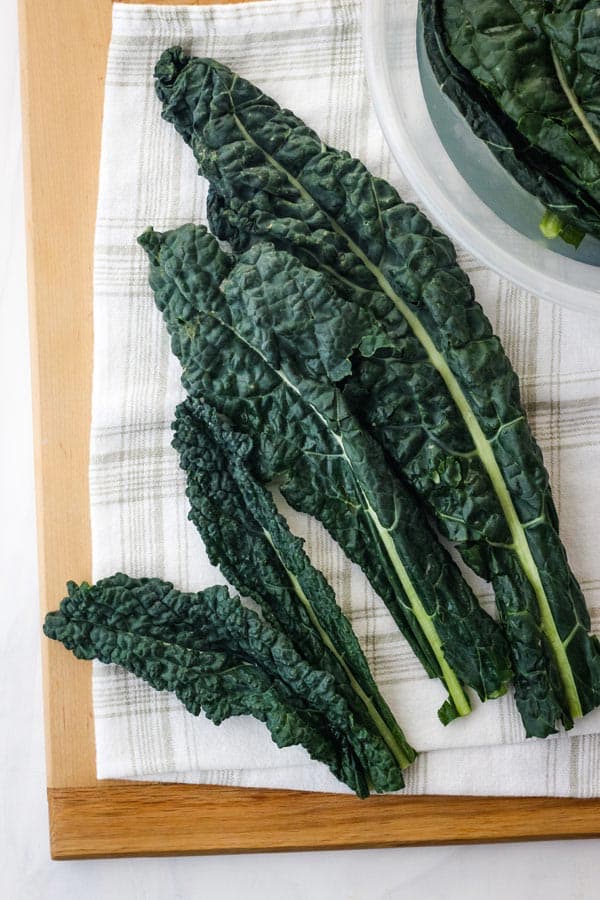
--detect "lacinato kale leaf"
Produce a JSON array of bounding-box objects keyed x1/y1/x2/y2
[
  {"x1": 421, "y1": 0, "x2": 600, "y2": 243},
  {"x1": 172, "y1": 398, "x2": 416, "y2": 780},
  {"x1": 544, "y1": 1, "x2": 600, "y2": 143},
  {"x1": 44, "y1": 574, "x2": 400, "y2": 796},
  {"x1": 139, "y1": 223, "x2": 513, "y2": 723},
  {"x1": 438, "y1": 0, "x2": 600, "y2": 178},
  {"x1": 153, "y1": 49, "x2": 600, "y2": 737},
  {"x1": 422, "y1": 0, "x2": 600, "y2": 245}
]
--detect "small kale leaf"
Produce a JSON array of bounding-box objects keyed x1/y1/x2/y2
[
  {"x1": 44, "y1": 574, "x2": 396, "y2": 797},
  {"x1": 172, "y1": 398, "x2": 416, "y2": 782}
]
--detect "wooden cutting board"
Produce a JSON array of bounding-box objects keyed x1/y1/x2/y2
[{"x1": 19, "y1": 0, "x2": 600, "y2": 858}]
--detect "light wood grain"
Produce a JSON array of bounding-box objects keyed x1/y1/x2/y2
[
  {"x1": 48, "y1": 785, "x2": 600, "y2": 859},
  {"x1": 19, "y1": 0, "x2": 106, "y2": 790},
  {"x1": 19, "y1": 0, "x2": 600, "y2": 860},
  {"x1": 18, "y1": 0, "x2": 265, "y2": 794}
]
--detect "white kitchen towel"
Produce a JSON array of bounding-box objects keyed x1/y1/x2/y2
[{"x1": 91, "y1": 0, "x2": 600, "y2": 795}]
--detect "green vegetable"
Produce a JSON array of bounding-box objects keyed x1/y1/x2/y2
[
  {"x1": 539, "y1": 210, "x2": 585, "y2": 247},
  {"x1": 139, "y1": 223, "x2": 513, "y2": 722},
  {"x1": 153, "y1": 49, "x2": 600, "y2": 736},
  {"x1": 421, "y1": 0, "x2": 600, "y2": 243},
  {"x1": 44, "y1": 574, "x2": 406, "y2": 796},
  {"x1": 172, "y1": 398, "x2": 416, "y2": 773},
  {"x1": 544, "y1": 1, "x2": 600, "y2": 147}
]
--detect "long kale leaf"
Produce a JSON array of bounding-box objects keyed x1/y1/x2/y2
[
  {"x1": 138, "y1": 223, "x2": 513, "y2": 723},
  {"x1": 44, "y1": 574, "x2": 401, "y2": 796},
  {"x1": 153, "y1": 49, "x2": 600, "y2": 736},
  {"x1": 172, "y1": 397, "x2": 416, "y2": 780}
]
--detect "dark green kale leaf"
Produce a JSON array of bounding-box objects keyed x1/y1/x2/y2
[
  {"x1": 438, "y1": 1, "x2": 600, "y2": 198},
  {"x1": 421, "y1": 0, "x2": 600, "y2": 244},
  {"x1": 44, "y1": 574, "x2": 391, "y2": 796},
  {"x1": 152, "y1": 50, "x2": 600, "y2": 737},
  {"x1": 543, "y1": 1, "x2": 600, "y2": 140},
  {"x1": 172, "y1": 398, "x2": 416, "y2": 781},
  {"x1": 139, "y1": 223, "x2": 513, "y2": 723},
  {"x1": 422, "y1": 0, "x2": 600, "y2": 242}
]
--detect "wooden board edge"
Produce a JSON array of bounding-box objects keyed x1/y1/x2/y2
[
  {"x1": 18, "y1": 0, "x2": 270, "y2": 802},
  {"x1": 48, "y1": 784, "x2": 600, "y2": 859},
  {"x1": 18, "y1": 0, "x2": 108, "y2": 791}
]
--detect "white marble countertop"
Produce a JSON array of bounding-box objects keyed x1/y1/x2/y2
[{"x1": 2, "y1": 0, "x2": 599, "y2": 894}]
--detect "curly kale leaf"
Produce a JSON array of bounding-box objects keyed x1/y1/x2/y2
[
  {"x1": 43, "y1": 574, "x2": 397, "y2": 796},
  {"x1": 139, "y1": 223, "x2": 513, "y2": 722},
  {"x1": 153, "y1": 50, "x2": 600, "y2": 736},
  {"x1": 172, "y1": 398, "x2": 415, "y2": 779}
]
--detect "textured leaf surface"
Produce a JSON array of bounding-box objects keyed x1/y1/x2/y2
[
  {"x1": 153, "y1": 50, "x2": 600, "y2": 736},
  {"x1": 172, "y1": 398, "x2": 415, "y2": 779},
  {"x1": 44, "y1": 575, "x2": 390, "y2": 796},
  {"x1": 544, "y1": 1, "x2": 600, "y2": 141},
  {"x1": 422, "y1": 0, "x2": 600, "y2": 242},
  {"x1": 139, "y1": 223, "x2": 513, "y2": 722},
  {"x1": 439, "y1": 0, "x2": 600, "y2": 198}
]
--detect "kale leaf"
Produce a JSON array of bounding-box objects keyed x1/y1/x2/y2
[
  {"x1": 139, "y1": 223, "x2": 513, "y2": 723},
  {"x1": 439, "y1": 0, "x2": 600, "y2": 173},
  {"x1": 544, "y1": 1, "x2": 600, "y2": 143},
  {"x1": 422, "y1": 0, "x2": 600, "y2": 244},
  {"x1": 152, "y1": 49, "x2": 600, "y2": 736},
  {"x1": 172, "y1": 397, "x2": 416, "y2": 778},
  {"x1": 44, "y1": 574, "x2": 406, "y2": 796},
  {"x1": 422, "y1": 0, "x2": 600, "y2": 243}
]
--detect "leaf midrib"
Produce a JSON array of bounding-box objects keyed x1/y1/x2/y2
[
  {"x1": 228, "y1": 106, "x2": 583, "y2": 720},
  {"x1": 262, "y1": 529, "x2": 415, "y2": 769},
  {"x1": 194, "y1": 297, "x2": 471, "y2": 717},
  {"x1": 551, "y1": 42, "x2": 600, "y2": 157}
]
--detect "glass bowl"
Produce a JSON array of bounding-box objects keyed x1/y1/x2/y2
[{"x1": 363, "y1": 0, "x2": 600, "y2": 315}]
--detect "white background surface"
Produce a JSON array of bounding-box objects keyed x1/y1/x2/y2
[{"x1": 1, "y1": 0, "x2": 600, "y2": 895}]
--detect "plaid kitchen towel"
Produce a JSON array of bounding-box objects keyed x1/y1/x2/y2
[{"x1": 91, "y1": 0, "x2": 600, "y2": 795}]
